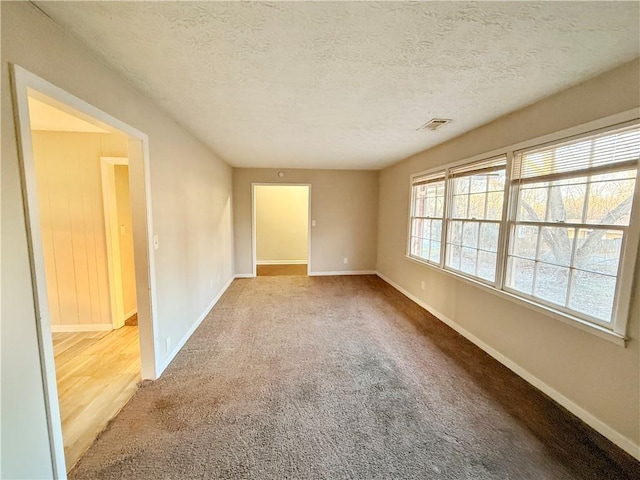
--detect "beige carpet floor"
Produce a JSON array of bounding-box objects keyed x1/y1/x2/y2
[{"x1": 70, "y1": 275, "x2": 638, "y2": 479}]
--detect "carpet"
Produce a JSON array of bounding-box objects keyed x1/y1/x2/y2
[{"x1": 70, "y1": 275, "x2": 638, "y2": 479}]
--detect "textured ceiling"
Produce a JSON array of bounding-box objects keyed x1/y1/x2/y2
[{"x1": 36, "y1": 1, "x2": 640, "y2": 170}]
